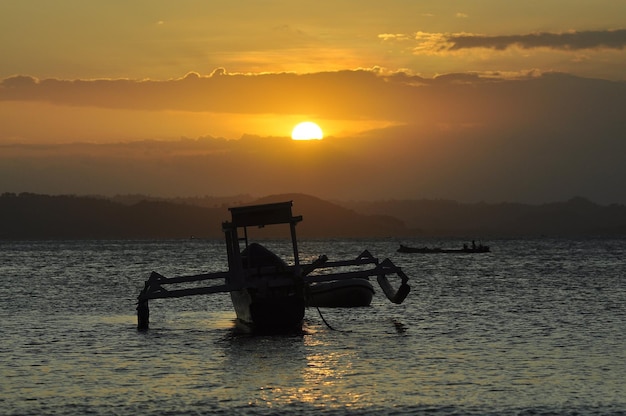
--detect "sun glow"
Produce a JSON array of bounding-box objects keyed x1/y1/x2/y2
[{"x1": 291, "y1": 122, "x2": 324, "y2": 140}]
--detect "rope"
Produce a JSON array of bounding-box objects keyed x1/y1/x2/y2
[{"x1": 316, "y1": 306, "x2": 351, "y2": 333}]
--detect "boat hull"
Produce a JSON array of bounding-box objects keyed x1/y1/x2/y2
[
  {"x1": 398, "y1": 244, "x2": 490, "y2": 254},
  {"x1": 230, "y1": 289, "x2": 305, "y2": 333},
  {"x1": 307, "y1": 278, "x2": 375, "y2": 307}
]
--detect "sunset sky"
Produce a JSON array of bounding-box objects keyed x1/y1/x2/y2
[{"x1": 1, "y1": 1, "x2": 625, "y2": 203}]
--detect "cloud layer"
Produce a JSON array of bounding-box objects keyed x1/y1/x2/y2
[
  {"x1": 447, "y1": 29, "x2": 626, "y2": 51},
  {"x1": 383, "y1": 29, "x2": 626, "y2": 56},
  {"x1": 4, "y1": 68, "x2": 623, "y2": 121},
  {"x1": 1, "y1": 70, "x2": 625, "y2": 204}
]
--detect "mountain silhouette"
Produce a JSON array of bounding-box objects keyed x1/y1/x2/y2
[
  {"x1": 247, "y1": 193, "x2": 408, "y2": 238},
  {"x1": 0, "y1": 192, "x2": 410, "y2": 239},
  {"x1": 1, "y1": 192, "x2": 625, "y2": 239}
]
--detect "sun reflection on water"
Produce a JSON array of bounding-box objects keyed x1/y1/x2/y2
[{"x1": 231, "y1": 332, "x2": 372, "y2": 411}]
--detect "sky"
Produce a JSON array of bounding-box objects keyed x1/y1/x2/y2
[{"x1": 1, "y1": 1, "x2": 626, "y2": 204}]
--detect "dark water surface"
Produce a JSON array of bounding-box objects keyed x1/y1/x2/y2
[{"x1": 1, "y1": 238, "x2": 625, "y2": 415}]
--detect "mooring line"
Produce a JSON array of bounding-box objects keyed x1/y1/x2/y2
[{"x1": 316, "y1": 306, "x2": 352, "y2": 333}]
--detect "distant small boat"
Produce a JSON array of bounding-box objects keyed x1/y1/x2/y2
[{"x1": 398, "y1": 243, "x2": 490, "y2": 254}]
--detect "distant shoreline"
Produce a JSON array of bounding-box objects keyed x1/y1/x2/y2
[{"x1": 1, "y1": 193, "x2": 625, "y2": 239}]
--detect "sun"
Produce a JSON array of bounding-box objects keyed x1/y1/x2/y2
[{"x1": 291, "y1": 121, "x2": 324, "y2": 140}]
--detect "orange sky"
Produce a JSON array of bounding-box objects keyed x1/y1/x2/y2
[{"x1": 1, "y1": 1, "x2": 625, "y2": 203}]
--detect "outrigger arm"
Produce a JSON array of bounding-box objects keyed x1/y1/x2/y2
[
  {"x1": 301, "y1": 250, "x2": 410, "y2": 304},
  {"x1": 136, "y1": 270, "x2": 237, "y2": 330}
]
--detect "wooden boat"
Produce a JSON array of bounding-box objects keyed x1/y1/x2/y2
[
  {"x1": 398, "y1": 243, "x2": 490, "y2": 254},
  {"x1": 137, "y1": 201, "x2": 410, "y2": 333}
]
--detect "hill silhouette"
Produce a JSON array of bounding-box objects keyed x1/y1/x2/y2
[
  {"x1": 0, "y1": 192, "x2": 410, "y2": 239},
  {"x1": 249, "y1": 193, "x2": 407, "y2": 238},
  {"x1": 0, "y1": 193, "x2": 223, "y2": 239},
  {"x1": 1, "y1": 193, "x2": 625, "y2": 239},
  {"x1": 339, "y1": 196, "x2": 626, "y2": 237}
]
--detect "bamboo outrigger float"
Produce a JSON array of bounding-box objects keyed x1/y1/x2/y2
[{"x1": 137, "y1": 201, "x2": 410, "y2": 333}]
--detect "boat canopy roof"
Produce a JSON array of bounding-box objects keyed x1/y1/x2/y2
[{"x1": 224, "y1": 201, "x2": 303, "y2": 229}]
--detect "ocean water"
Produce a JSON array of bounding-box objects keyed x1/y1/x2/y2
[{"x1": 1, "y1": 238, "x2": 625, "y2": 415}]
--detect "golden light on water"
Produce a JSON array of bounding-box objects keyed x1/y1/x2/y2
[{"x1": 254, "y1": 349, "x2": 367, "y2": 409}]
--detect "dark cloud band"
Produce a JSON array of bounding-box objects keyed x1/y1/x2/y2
[{"x1": 448, "y1": 29, "x2": 626, "y2": 51}]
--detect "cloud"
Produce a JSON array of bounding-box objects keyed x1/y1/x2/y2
[
  {"x1": 448, "y1": 29, "x2": 626, "y2": 51},
  {"x1": 401, "y1": 29, "x2": 626, "y2": 55},
  {"x1": 411, "y1": 31, "x2": 450, "y2": 54},
  {"x1": 1, "y1": 70, "x2": 625, "y2": 128},
  {"x1": 210, "y1": 67, "x2": 227, "y2": 77},
  {"x1": 0, "y1": 70, "x2": 411, "y2": 120},
  {"x1": 378, "y1": 33, "x2": 411, "y2": 42},
  {"x1": 2, "y1": 75, "x2": 39, "y2": 88}
]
